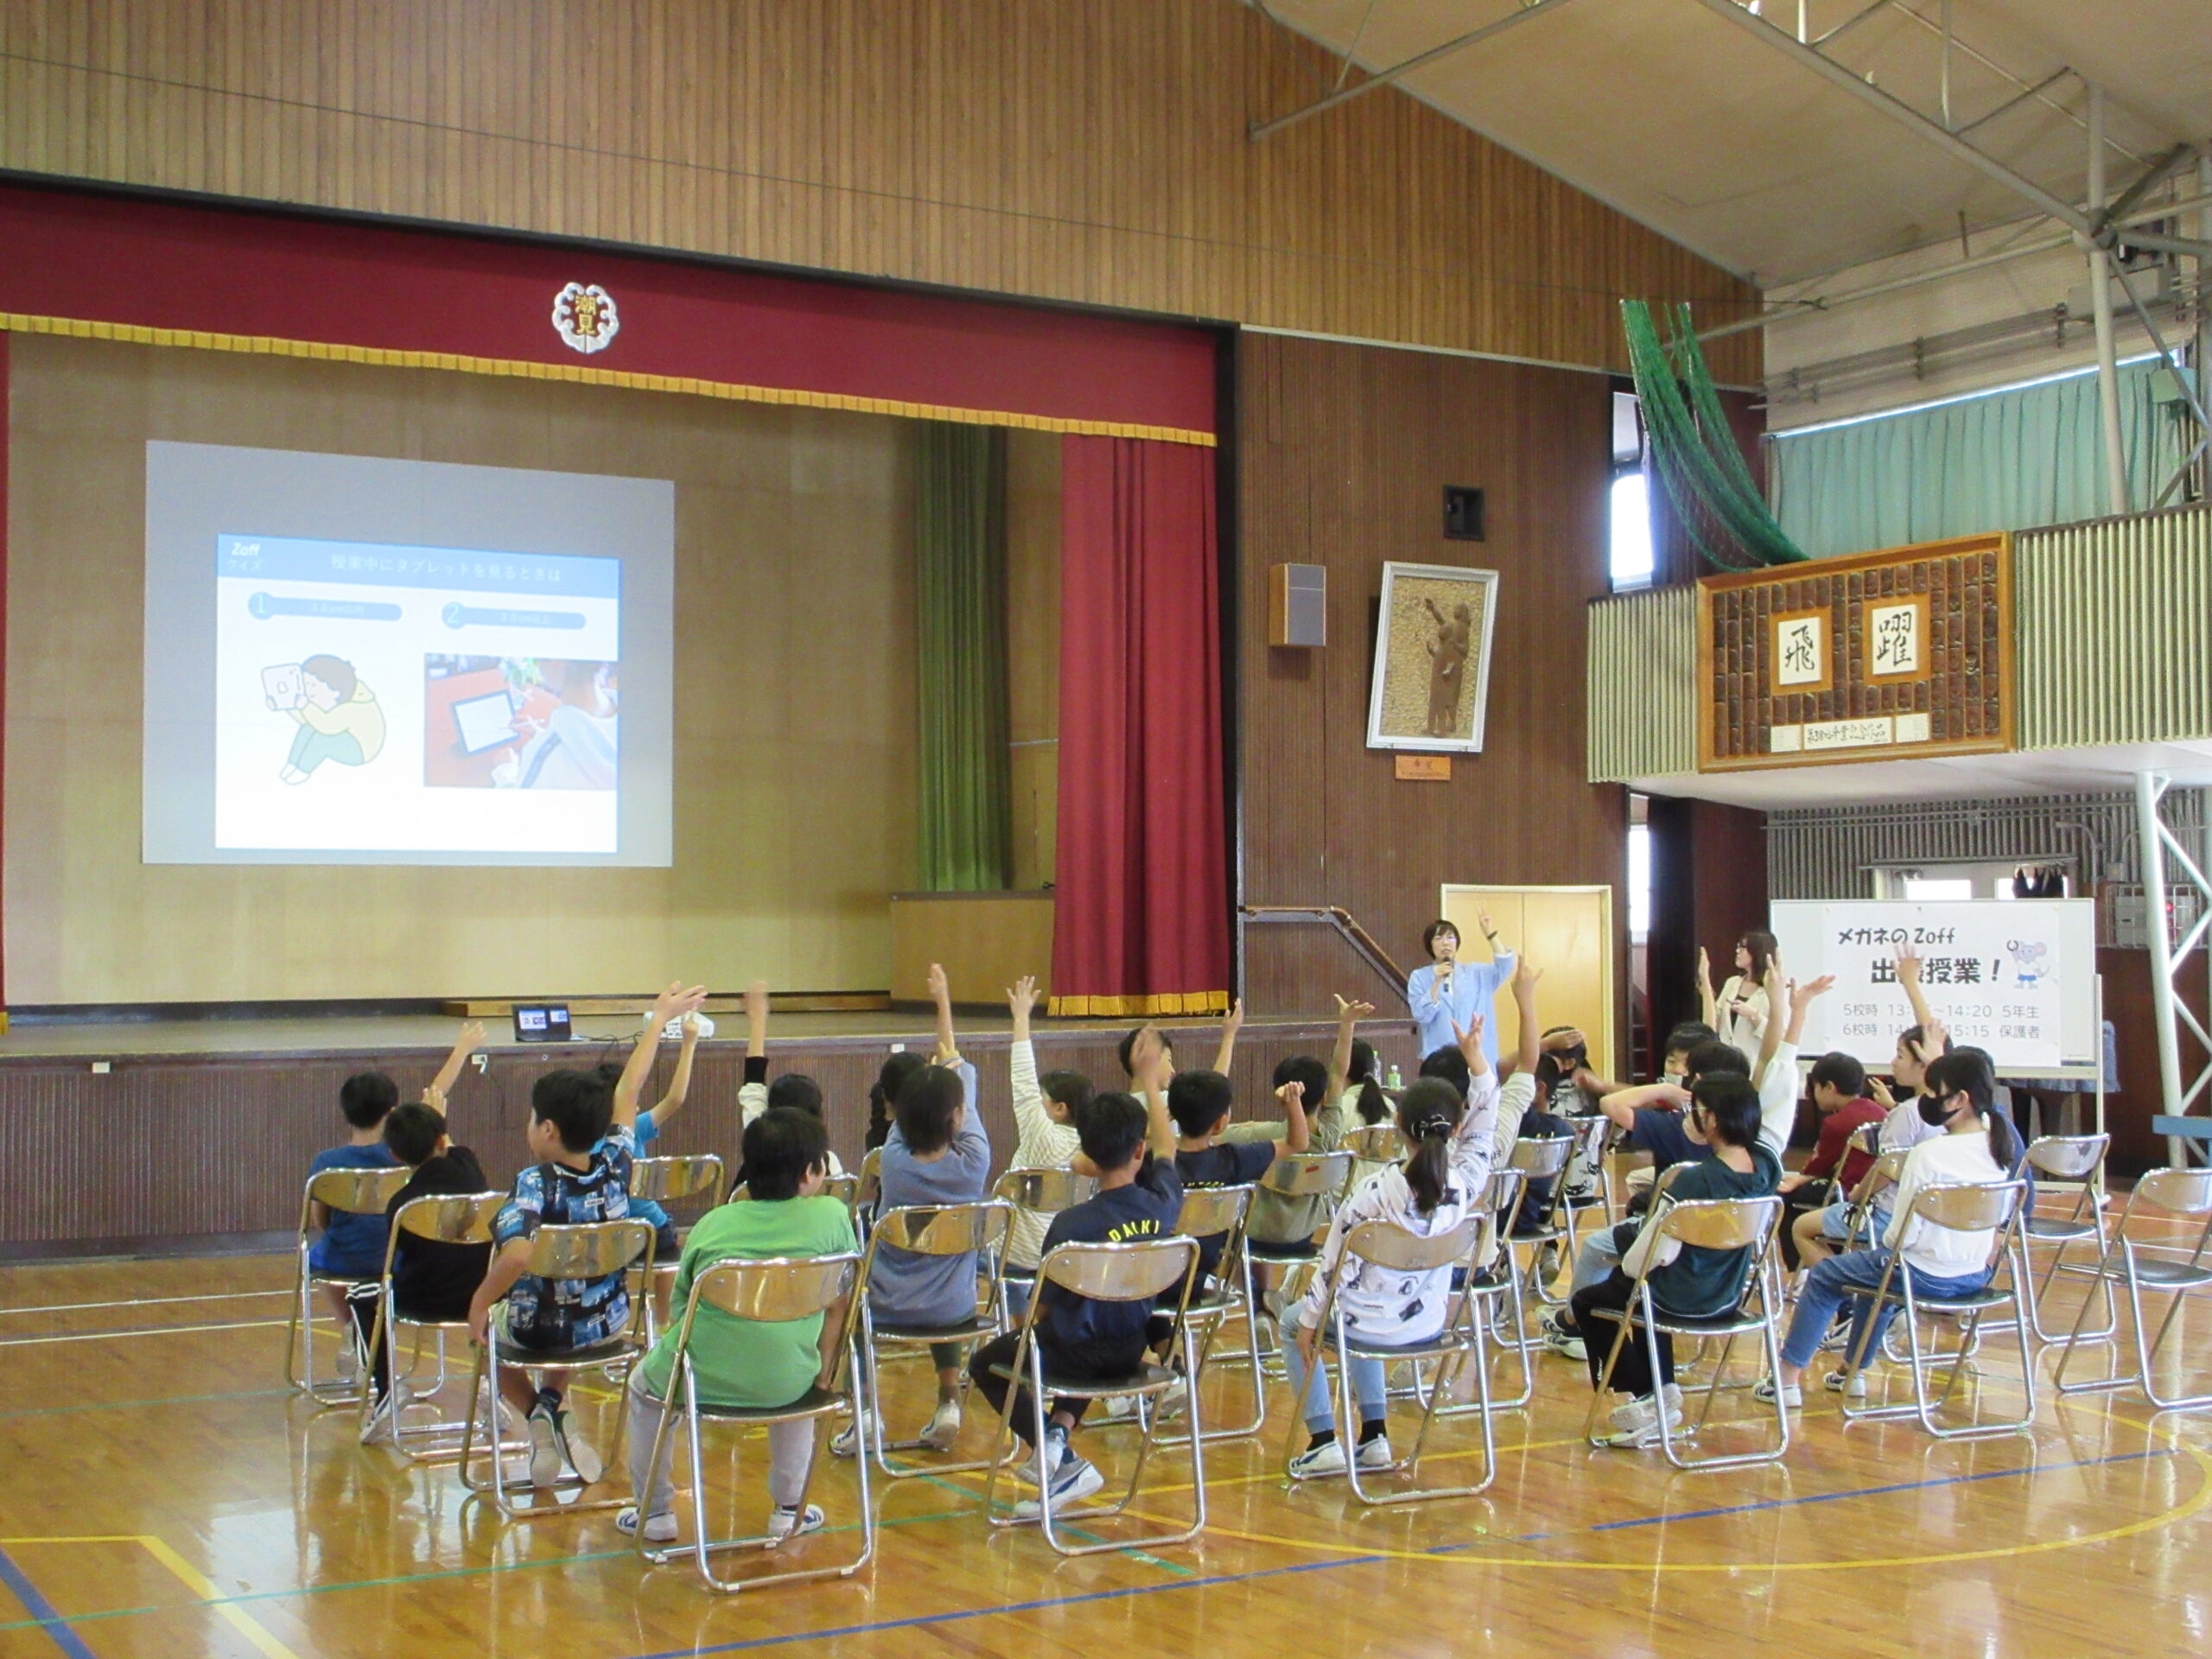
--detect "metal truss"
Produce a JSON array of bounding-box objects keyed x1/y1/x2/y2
[{"x1": 2138, "y1": 772, "x2": 2212, "y2": 1167}]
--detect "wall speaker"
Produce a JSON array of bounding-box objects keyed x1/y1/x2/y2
[
  {"x1": 1268, "y1": 563, "x2": 1326, "y2": 647},
  {"x1": 1443, "y1": 485, "x2": 1485, "y2": 541}
]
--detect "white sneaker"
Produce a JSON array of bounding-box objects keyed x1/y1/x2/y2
[
  {"x1": 1098, "y1": 1394, "x2": 1141, "y2": 1422},
  {"x1": 1752, "y1": 1377, "x2": 1802, "y2": 1408},
  {"x1": 1608, "y1": 1387, "x2": 1683, "y2": 1436},
  {"x1": 1356, "y1": 1433, "x2": 1393, "y2": 1470},
  {"x1": 1154, "y1": 1376, "x2": 1190, "y2": 1421},
  {"x1": 1288, "y1": 1437, "x2": 1348, "y2": 1477},
  {"x1": 830, "y1": 1409, "x2": 876, "y2": 1458},
  {"x1": 1824, "y1": 1368, "x2": 1870, "y2": 1398},
  {"x1": 615, "y1": 1505, "x2": 678, "y2": 1543},
  {"x1": 768, "y1": 1503, "x2": 826, "y2": 1541},
  {"x1": 922, "y1": 1400, "x2": 963, "y2": 1451},
  {"x1": 551, "y1": 1408, "x2": 601, "y2": 1485},
  {"x1": 527, "y1": 1405, "x2": 564, "y2": 1488},
  {"x1": 1539, "y1": 1313, "x2": 1586, "y2": 1361},
  {"x1": 1013, "y1": 1451, "x2": 1105, "y2": 1517}
]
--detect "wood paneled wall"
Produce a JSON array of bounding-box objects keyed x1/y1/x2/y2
[
  {"x1": 4, "y1": 332, "x2": 919, "y2": 1004},
  {"x1": 1236, "y1": 331, "x2": 1630, "y2": 1049},
  {"x1": 0, "y1": 0, "x2": 1758, "y2": 382}
]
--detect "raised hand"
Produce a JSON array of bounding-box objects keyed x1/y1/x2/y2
[
  {"x1": 1007, "y1": 974, "x2": 1039, "y2": 1019},
  {"x1": 926, "y1": 962, "x2": 951, "y2": 1007},
  {"x1": 1275, "y1": 1078, "x2": 1306, "y2": 1111},
  {"x1": 1895, "y1": 943, "x2": 1923, "y2": 986},
  {"x1": 1333, "y1": 993, "x2": 1376, "y2": 1023},
  {"x1": 650, "y1": 981, "x2": 711, "y2": 1029},
  {"x1": 1512, "y1": 957, "x2": 1543, "y2": 991},
  {"x1": 1695, "y1": 946, "x2": 1713, "y2": 996},
  {"x1": 1222, "y1": 997, "x2": 1245, "y2": 1040}
]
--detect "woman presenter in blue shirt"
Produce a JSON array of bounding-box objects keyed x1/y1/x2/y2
[{"x1": 1407, "y1": 913, "x2": 1515, "y2": 1067}]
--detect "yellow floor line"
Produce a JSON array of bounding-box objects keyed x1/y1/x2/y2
[{"x1": 0, "y1": 1535, "x2": 305, "y2": 1659}]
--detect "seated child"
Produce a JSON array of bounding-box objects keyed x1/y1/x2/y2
[
  {"x1": 470, "y1": 982, "x2": 708, "y2": 1489},
  {"x1": 1573, "y1": 1074, "x2": 1779, "y2": 1448},
  {"x1": 836, "y1": 964, "x2": 989, "y2": 1456},
  {"x1": 1232, "y1": 994, "x2": 1367, "y2": 1258},
  {"x1": 1004, "y1": 974, "x2": 1090, "y2": 1317},
  {"x1": 968, "y1": 1046, "x2": 1181, "y2": 1512},
  {"x1": 1779, "y1": 1051, "x2": 1884, "y2": 1274},
  {"x1": 353, "y1": 1071, "x2": 493, "y2": 1433},
  {"x1": 740, "y1": 980, "x2": 847, "y2": 1178},
  {"x1": 1282, "y1": 1058, "x2": 1497, "y2": 1476},
  {"x1": 618, "y1": 1107, "x2": 860, "y2": 1545},
  {"x1": 1114, "y1": 997, "x2": 1245, "y2": 1093},
  {"x1": 1171, "y1": 1067, "x2": 1310, "y2": 1284},
  {"x1": 306, "y1": 1022, "x2": 481, "y2": 1359}
]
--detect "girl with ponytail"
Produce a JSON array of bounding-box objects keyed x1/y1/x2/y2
[
  {"x1": 1281, "y1": 1024, "x2": 1500, "y2": 1479},
  {"x1": 1766, "y1": 1044, "x2": 2012, "y2": 1406}
]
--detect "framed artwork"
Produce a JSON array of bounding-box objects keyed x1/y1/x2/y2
[{"x1": 1365, "y1": 562, "x2": 1501, "y2": 753}]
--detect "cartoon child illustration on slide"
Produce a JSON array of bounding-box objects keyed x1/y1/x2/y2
[{"x1": 266, "y1": 654, "x2": 385, "y2": 784}]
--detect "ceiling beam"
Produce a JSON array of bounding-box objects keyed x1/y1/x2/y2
[
  {"x1": 1248, "y1": 0, "x2": 1583, "y2": 141},
  {"x1": 1684, "y1": 0, "x2": 2095, "y2": 238}
]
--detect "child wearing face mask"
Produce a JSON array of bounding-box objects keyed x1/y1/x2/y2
[{"x1": 1760, "y1": 1046, "x2": 2020, "y2": 1407}]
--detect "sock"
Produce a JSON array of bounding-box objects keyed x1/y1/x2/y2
[
  {"x1": 1305, "y1": 1427, "x2": 1337, "y2": 1449},
  {"x1": 534, "y1": 1387, "x2": 560, "y2": 1415},
  {"x1": 1359, "y1": 1420, "x2": 1388, "y2": 1444}
]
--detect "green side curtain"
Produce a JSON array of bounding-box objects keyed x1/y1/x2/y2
[
  {"x1": 1770, "y1": 359, "x2": 2190, "y2": 560},
  {"x1": 916, "y1": 422, "x2": 1013, "y2": 891}
]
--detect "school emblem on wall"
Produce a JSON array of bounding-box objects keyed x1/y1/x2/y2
[{"x1": 551, "y1": 283, "x2": 620, "y2": 354}]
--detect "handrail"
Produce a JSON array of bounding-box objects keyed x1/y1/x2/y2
[{"x1": 1239, "y1": 906, "x2": 1412, "y2": 1001}]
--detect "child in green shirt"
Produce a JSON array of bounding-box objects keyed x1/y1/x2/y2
[{"x1": 618, "y1": 1108, "x2": 859, "y2": 1546}]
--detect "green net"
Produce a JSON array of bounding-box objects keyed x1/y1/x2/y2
[{"x1": 1623, "y1": 300, "x2": 1807, "y2": 569}]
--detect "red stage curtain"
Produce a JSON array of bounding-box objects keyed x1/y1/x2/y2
[{"x1": 1050, "y1": 437, "x2": 1229, "y2": 1018}]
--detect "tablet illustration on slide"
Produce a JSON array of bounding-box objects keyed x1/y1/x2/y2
[
  {"x1": 423, "y1": 654, "x2": 618, "y2": 791},
  {"x1": 269, "y1": 654, "x2": 385, "y2": 785}
]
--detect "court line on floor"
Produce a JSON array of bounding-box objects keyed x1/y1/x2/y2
[
  {"x1": 0, "y1": 1544, "x2": 98, "y2": 1659},
  {"x1": 0, "y1": 1290, "x2": 289, "y2": 1318},
  {"x1": 0, "y1": 1388, "x2": 297, "y2": 1421},
  {"x1": 0, "y1": 1319, "x2": 291, "y2": 1349},
  {"x1": 0, "y1": 1535, "x2": 302, "y2": 1659}
]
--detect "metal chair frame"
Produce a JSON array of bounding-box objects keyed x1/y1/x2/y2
[
  {"x1": 458, "y1": 1217, "x2": 658, "y2": 1516},
  {"x1": 631, "y1": 1154, "x2": 728, "y2": 1342},
  {"x1": 1340, "y1": 1123, "x2": 1407, "y2": 1165},
  {"x1": 1282, "y1": 1212, "x2": 1495, "y2": 1504},
  {"x1": 633, "y1": 1250, "x2": 872, "y2": 1593},
  {"x1": 993, "y1": 1166, "x2": 1100, "y2": 1307},
  {"x1": 2054, "y1": 1167, "x2": 2212, "y2": 1411},
  {"x1": 285, "y1": 1163, "x2": 415, "y2": 1407},
  {"x1": 979, "y1": 1236, "x2": 1207, "y2": 1557},
  {"x1": 1579, "y1": 1195, "x2": 1791, "y2": 1471},
  {"x1": 357, "y1": 1191, "x2": 512, "y2": 1462},
  {"x1": 1242, "y1": 1152, "x2": 1357, "y2": 1268},
  {"x1": 1504, "y1": 1135, "x2": 1575, "y2": 1306},
  {"x1": 1836, "y1": 1180, "x2": 2037, "y2": 1440},
  {"x1": 1151, "y1": 1183, "x2": 1266, "y2": 1445},
  {"x1": 2019, "y1": 1134, "x2": 2116, "y2": 1343},
  {"x1": 849, "y1": 1199, "x2": 1015, "y2": 1478},
  {"x1": 1559, "y1": 1112, "x2": 1618, "y2": 1243},
  {"x1": 1440, "y1": 1167, "x2": 1535, "y2": 1413}
]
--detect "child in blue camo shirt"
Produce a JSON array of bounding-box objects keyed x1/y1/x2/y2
[{"x1": 469, "y1": 982, "x2": 709, "y2": 1489}]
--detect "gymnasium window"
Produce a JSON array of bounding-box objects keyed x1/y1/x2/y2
[
  {"x1": 1628, "y1": 794, "x2": 1651, "y2": 942},
  {"x1": 1609, "y1": 391, "x2": 1654, "y2": 590}
]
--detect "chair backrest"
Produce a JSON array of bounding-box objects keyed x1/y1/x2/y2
[
  {"x1": 1650, "y1": 1160, "x2": 1689, "y2": 1201},
  {"x1": 868, "y1": 1199, "x2": 1013, "y2": 1257},
  {"x1": 2024, "y1": 1133, "x2": 2109, "y2": 1182},
  {"x1": 2133, "y1": 1166, "x2": 2212, "y2": 1217},
  {"x1": 631, "y1": 1153, "x2": 726, "y2": 1204},
  {"x1": 993, "y1": 1166, "x2": 1098, "y2": 1213},
  {"x1": 1342, "y1": 1214, "x2": 1483, "y2": 1275},
  {"x1": 1037, "y1": 1236, "x2": 1199, "y2": 1303},
  {"x1": 1262, "y1": 1150, "x2": 1355, "y2": 1198},
  {"x1": 1655, "y1": 1194, "x2": 1782, "y2": 1253},
  {"x1": 1847, "y1": 1122, "x2": 1881, "y2": 1156},
  {"x1": 688, "y1": 1251, "x2": 861, "y2": 1323},
  {"x1": 1850, "y1": 1147, "x2": 1911, "y2": 1204},
  {"x1": 1342, "y1": 1123, "x2": 1405, "y2": 1162},
  {"x1": 1906, "y1": 1179, "x2": 2027, "y2": 1236},
  {"x1": 524, "y1": 1217, "x2": 657, "y2": 1279},
  {"x1": 823, "y1": 1172, "x2": 862, "y2": 1211},
  {"x1": 1483, "y1": 1166, "x2": 1527, "y2": 1220},
  {"x1": 1174, "y1": 1182, "x2": 1255, "y2": 1239},
  {"x1": 393, "y1": 1191, "x2": 505, "y2": 1246},
  {"x1": 307, "y1": 1164, "x2": 412, "y2": 1217},
  {"x1": 1510, "y1": 1135, "x2": 1573, "y2": 1179}
]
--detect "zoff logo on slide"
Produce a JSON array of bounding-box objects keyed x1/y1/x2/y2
[{"x1": 552, "y1": 283, "x2": 620, "y2": 354}]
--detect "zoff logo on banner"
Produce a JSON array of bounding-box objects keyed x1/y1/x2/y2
[{"x1": 552, "y1": 283, "x2": 620, "y2": 354}]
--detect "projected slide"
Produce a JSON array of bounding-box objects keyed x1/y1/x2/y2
[{"x1": 146, "y1": 445, "x2": 673, "y2": 866}]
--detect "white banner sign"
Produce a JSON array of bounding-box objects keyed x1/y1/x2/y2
[{"x1": 1769, "y1": 899, "x2": 2096, "y2": 1071}]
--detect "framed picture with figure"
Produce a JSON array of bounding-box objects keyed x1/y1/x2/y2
[{"x1": 1364, "y1": 562, "x2": 1501, "y2": 753}]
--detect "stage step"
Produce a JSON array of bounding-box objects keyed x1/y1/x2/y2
[{"x1": 435, "y1": 992, "x2": 893, "y2": 1020}]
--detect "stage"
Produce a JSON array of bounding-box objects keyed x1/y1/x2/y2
[{"x1": 0, "y1": 1008, "x2": 1420, "y2": 1260}]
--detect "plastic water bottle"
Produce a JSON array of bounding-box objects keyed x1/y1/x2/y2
[{"x1": 1385, "y1": 1064, "x2": 1404, "y2": 1090}]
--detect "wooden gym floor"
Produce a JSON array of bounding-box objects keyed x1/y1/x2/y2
[{"x1": 1, "y1": 1216, "x2": 2208, "y2": 1658}]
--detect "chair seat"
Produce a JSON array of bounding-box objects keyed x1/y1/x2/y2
[
  {"x1": 1186, "y1": 1286, "x2": 1245, "y2": 1316},
  {"x1": 1340, "y1": 1332, "x2": 1471, "y2": 1363},
  {"x1": 637, "y1": 1382, "x2": 850, "y2": 1423},
  {"x1": 2024, "y1": 1217, "x2": 2098, "y2": 1242},
  {"x1": 873, "y1": 1316, "x2": 1001, "y2": 1343},
  {"x1": 2126, "y1": 1259, "x2": 2212, "y2": 1290},
  {"x1": 493, "y1": 1332, "x2": 637, "y2": 1367},
  {"x1": 1866, "y1": 1282, "x2": 2015, "y2": 1313},
  {"x1": 988, "y1": 1359, "x2": 1180, "y2": 1399},
  {"x1": 1581, "y1": 1303, "x2": 1769, "y2": 1338},
  {"x1": 1245, "y1": 1238, "x2": 1319, "y2": 1262},
  {"x1": 1510, "y1": 1224, "x2": 1567, "y2": 1244}
]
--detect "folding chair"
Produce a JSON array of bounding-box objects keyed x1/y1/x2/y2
[
  {"x1": 1154, "y1": 1183, "x2": 1264, "y2": 1443},
  {"x1": 1243, "y1": 1152, "x2": 1356, "y2": 1273},
  {"x1": 1560, "y1": 1113, "x2": 1618, "y2": 1244},
  {"x1": 632, "y1": 1250, "x2": 872, "y2": 1593},
  {"x1": 730, "y1": 1171, "x2": 861, "y2": 1209},
  {"x1": 979, "y1": 1235, "x2": 1205, "y2": 1557},
  {"x1": 1834, "y1": 1142, "x2": 1910, "y2": 1253},
  {"x1": 631, "y1": 1154, "x2": 727, "y2": 1339},
  {"x1": 285, "y1": 1164, "x2": 415, "y2": 1406},
  {"x1": 357, "y1": 1191, "x2": 509, "y2": 1461},
  {"x1": 1341, "y1": 1123, "x2": 1406, "y2": 1165},
  {"x1": 458, "y1": 1217, "x2": 658, "y2": 1516},
  {"x1": 849, "y1": 1199, "x2": 1014, "y2": 1478},
  {"x1": 1282, "y1": 1212, "x2": 1495, "y2": 1504},
  {"x1": 1579, "y1": 1195, "x2": 1790, "y2": 1471},
  {"x1": 993, "y1": 1166, "x2": 1099, "y2": 1313},
  {"x1": 1445, "y1": 1166, "x2": 1535, "y2": 1411},
  {"x1": 1837, "y1": 1180, "x2": 2036, "y2": 1440},
  {"x1": 1504, "y1": 1134, "x2": 1575, "y2": 1305},
  {"x1": 2019, "y1": 1133, "x2": 2115, "y2": 1342},
  {"x1": 2055, "y1": 1167, "x2": 2212, "y2": 1411}
]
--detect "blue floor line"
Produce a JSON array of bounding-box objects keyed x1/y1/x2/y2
[{"x1": 0, "y1": 1544, "x2": 100, "y2": 1659}]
